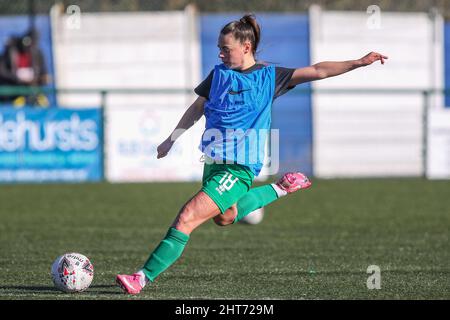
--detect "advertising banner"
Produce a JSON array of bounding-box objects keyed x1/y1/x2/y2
[
  {"x1": 427, "y1": 109, "x2": 450, "y2": 179},
  {"x1": 106, "y1": 105, "x2": 204, "y2": 182},
  {"x1": 0, "y1": 108, "x2": 102, "y2": 182}
]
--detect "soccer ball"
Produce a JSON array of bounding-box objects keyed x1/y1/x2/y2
[
  {"x1": 51, "y1": 253, "x2": 94, "y2": 293},
  {"x1": 239, "y1": 208, "x2": 264, "y2": 225}
]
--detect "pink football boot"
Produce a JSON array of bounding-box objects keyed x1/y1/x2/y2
[
  {"x1": 116, "y1": 273, "x2": 144, "y2": 295},
  {"x1": 276, "y1": 172, "x2": 312, "y2": 194}
]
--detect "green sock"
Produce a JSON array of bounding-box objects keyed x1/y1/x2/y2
[
  {"x1": 142, "y1": 227, "x2": 189, "y2": 282},
  {"x1": 234, "y1": 185, "x2": 278, "y2": 223}
]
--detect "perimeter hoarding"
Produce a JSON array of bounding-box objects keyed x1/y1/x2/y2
[
  {"x1": 105, "y1": 105, "x2": 204, "y2": 182},
  {"x1": 0, "y1": 107, "x2": 102, "y2": 182},
  {"x1": 427, "y1": 109, "x2": 450, "y2": 179}
]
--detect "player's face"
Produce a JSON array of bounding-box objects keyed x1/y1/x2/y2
[{"x1": 218, "y1": 33, "x2": 250, "y2": 70}]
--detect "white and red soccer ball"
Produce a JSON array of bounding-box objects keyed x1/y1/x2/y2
[
  {"x1": 239, "y1": 208, "x2": 264, "y2": 225},
  {"x1": 51, "y1": 253, "x2": 94, "y2": 293}
]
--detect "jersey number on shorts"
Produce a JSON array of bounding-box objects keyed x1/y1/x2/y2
[{"x1": 216, "y1": 173, "x2": 239, "y2": 195}]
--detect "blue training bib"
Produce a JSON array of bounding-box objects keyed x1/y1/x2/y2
[{"x1": 200, "y1": 64, "x2": 275, "y2": 176}]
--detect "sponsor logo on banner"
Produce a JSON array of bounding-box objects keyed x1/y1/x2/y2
[
  {"x1": 106, "y1": 106, "x2": 204, "y2": 182},
  {"x1": 0, "y1": 108, "x2": 102, "y2": 182}
]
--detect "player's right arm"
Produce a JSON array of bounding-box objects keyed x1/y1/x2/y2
[{"x1": 157, "y1": 96, "x2": 206, "y2": 159}]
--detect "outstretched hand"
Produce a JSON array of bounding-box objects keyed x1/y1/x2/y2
[
  {"x1": 157, "y1": 137, "x2": 174, "y2": 159},
  {"x1": 359, "y1": 52, "x2": 388, "y2": 66}
]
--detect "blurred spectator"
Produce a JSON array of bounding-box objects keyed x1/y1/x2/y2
[{"x1": 0, "y1": 28, "x2": 50, "y2": 107}]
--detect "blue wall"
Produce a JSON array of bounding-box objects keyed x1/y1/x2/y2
[
  {"x1": 445, "y1": 23, "x2": 450, "y2": 107},
  {"x1": 0, "y1": 15, "x2": 56, "y2": 106},
  {"x1": 200, "y1": 13, "x2": 312, "y2": 176}
]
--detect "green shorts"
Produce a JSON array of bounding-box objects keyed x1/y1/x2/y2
[{"x1": 201, "y1": 160, "x2": 255, "y2": 214}]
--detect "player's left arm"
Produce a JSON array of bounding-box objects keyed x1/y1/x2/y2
[{"x1": 288, "y1": 51, "x2": 388, "y2": 86}]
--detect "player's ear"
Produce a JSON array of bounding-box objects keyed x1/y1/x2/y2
[{"x1": 243, "y1": 40, "x2": 252, "y2": 54}]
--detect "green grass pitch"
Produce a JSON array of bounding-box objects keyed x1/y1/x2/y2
[{"x1": 0, "y1": 179, "x2": 448, "y2": 300}]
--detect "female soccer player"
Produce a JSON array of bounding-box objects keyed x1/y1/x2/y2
[{"x1": 116, "y1": 14, "x2": 387, "y2": 294}]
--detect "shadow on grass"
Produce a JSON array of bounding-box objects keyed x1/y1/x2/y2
[
  {"x1": 0, "y1": 284, "x2": 122, "y2": 295},
  {"x1": 167, "y1": 268, "x2": 450, "y2": 282}
]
